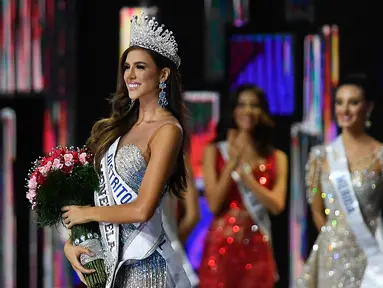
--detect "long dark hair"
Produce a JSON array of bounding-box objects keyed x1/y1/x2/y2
[
  {"x1": 87, "y1": 46, "x2": 187, "y2": 197},
  {"x1": 216, "y1": 84, "x2": 275, "y2": 157}
]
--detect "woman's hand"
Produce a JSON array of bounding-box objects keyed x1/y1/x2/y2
[
  {"x1": 64, "y1": 240, "x2": 95, "y2": 285},
  {"x1": 228, "y1": 143, "x2": 242, "y2": 168},
  {"x1": 62, "y1": 205, "x2": 92, "y2": 229},
  {"x1": 236, "y1": 162, "x2": 252, "y2": 178},
  {"x1": 227, "y1": 129, "x2": 244, "y2": 168}
]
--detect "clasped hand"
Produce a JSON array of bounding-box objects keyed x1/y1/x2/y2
[
  {"x1": 227, "y1": 129, "x2": 252, "y2": 173},
  {"x1": 61, "y1": 205, "x2": 91, "y2": 229}
]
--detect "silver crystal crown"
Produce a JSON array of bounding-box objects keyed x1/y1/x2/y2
[{"x1": 129, "y1": 12, "x2": 181, "y2": 68}]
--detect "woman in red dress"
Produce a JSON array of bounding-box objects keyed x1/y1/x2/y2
[{"x1": 199, "y1": 85, "x2": 288, "y2": 288}]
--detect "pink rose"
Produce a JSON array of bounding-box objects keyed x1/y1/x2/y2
[
  {"x1": 64, "y1": 153, "x2": 74, "y2": 168},
  {"x1": 45, "y1": 161, "x2": 52, "y2": 171},
  {"x1": 27, "y1": 189, "x2": 36, "y2": 198},
  {"x1": 52, "y1": 158, "x2": 63, "y2": 170},
  {"x1": 63, "y1": 153, "x2": 73, "y2": 163},
  {"x1": 28, "y1": 176, "x2": 37, "y2": 189},
  {"x1": 26, "y1": 189, "x2": 36, "y2": 204},
  {"x1": 38, "y1": 166, "x2": 49, "y2": 176},
  {"x1": 79, "y1": 152, "x2": 88, "y2": 165}
]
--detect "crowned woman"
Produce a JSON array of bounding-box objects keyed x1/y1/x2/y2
[{"x1": 61, "y1": 12, "x2": 192, "y2": 288}]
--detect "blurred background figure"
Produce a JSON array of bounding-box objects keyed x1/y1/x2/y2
[
  {"x1": 198, "y1": 85, "x2": 288, "y2": 287},
  {"x1": 296, "y1": 74, "x2": 383, "y2": 287}
]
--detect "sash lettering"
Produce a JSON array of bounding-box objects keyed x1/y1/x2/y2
[
  {"x1": 106, "y1": 152, "x2": 133, "y2": 204},
  {"x1": 104, "y1": 224, "x2": 115, "y2": 250},
  {"x1": 158, "y1": 238, "x2": 166, "y2": 250},
  {"x1": 94, "y1": 154, "x2": 119, "y2": 287},
  {"x1": 334, "y1": 177, "x2": 355, "y2": 214}
]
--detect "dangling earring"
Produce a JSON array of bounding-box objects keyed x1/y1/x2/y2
[
  {"x1": 129, "y1": 99, "x2": 135, "y2": 111},
  {"x1": 365, "y1": 112, "x2": 372, "y2": 128},
  {"x1": 158, "y1": 82, "x2": 168, "y2": 108}
]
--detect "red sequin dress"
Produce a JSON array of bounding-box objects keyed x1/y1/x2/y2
[{"x1": 199, "y1": 146, "x2": 277, "y2": 288}]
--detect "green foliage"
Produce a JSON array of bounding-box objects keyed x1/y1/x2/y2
[{"x1": 34, "y1": 165, "x2": 99, "y2": 227}]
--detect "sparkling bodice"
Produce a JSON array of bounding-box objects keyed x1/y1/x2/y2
[
  {"x1": 115, "y1": 144, "x2": 148, "y2": 249},
  {"x1": 297, "y1": 145, "x2": 383, "y2": 287},
  {"x1": 113, "y1": 144, "x2": 167, "y2": 287},
  {"x1": 115, "y1": 144, "x2": 147, "y2": 194}
]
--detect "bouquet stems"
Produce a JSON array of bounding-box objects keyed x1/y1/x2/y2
[
  {"x1": 71, "y1": 223, "x2": 107, "y2": 288},
  {"x1": 83, "y1": 260, "x2": 107, "y2": 288}
]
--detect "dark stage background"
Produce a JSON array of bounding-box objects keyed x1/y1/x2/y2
[
  {"x1": 73, "y1": 1, "x2": 383, "y2": 287},
  {"x1": 0, "y1": 0, "x2": 382, "y2": 287}
]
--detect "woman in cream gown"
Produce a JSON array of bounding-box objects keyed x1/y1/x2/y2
[{"x1": 296, "y1": 74, "x2": 383, "y2": 287}]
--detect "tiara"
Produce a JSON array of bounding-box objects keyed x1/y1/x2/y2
[{"x1": 129, "y1": 12, "x2": 181, "y2": 68}]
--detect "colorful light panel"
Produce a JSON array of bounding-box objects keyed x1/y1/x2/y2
[
  {"x1": 0, "y1": 0, "x2": 44, "y2": 94},
  {"x1": 184, "y1": 91, "x2": 220, "y2": 190},
  {"x1": 229, "y1": 33, "x2": 295, "y2": 115}
]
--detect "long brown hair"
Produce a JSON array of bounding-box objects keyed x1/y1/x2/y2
[{"x1": 87, "y1": 46, "x2": 187, "y2": 197}]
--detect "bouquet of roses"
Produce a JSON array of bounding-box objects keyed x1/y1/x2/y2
[{"x1": 26, "y1": 146, "x2": 107, "y2": 288}]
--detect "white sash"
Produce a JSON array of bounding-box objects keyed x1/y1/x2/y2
[
  {"x1": 95, "y1": 137, "x2": 191, "y2": 288},
  {"x1": 327, "y1": 136, "x2": 383, "y2": 288},
  {"x1": 217, "y1": 141, "x2": 272, "y2": 240},
  {"x1": 162, "y1": 194, "x2": 199, "y2": 287},
  {"x1": 94, "y1": 153, "x2": 119, "y2": 287}
]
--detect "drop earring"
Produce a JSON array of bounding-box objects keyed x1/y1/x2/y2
[
  {"x1": 158, "y1": 82, "x2": 168, "y2": 108},
  {"x1": 129, "y1": 99, "x2": 135, "y2": 110},
  {"x1": 365, "y1": 112, "x2": 372, "y2": 128}
]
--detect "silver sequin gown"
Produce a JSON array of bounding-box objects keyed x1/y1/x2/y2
[
  {"x1": 112, "y1": 144, "x2": 167, "y2": 287},
  {"x1": 296, "y1": 145, "x2": 383, "y2": 288}
]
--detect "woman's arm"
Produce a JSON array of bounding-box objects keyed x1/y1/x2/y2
[
  {"x1": 178, "y1": 156, "x2": 200, "y2": 243},
  {"x1": 237, "y1": 150, "x2": 288, "y2": 215},
  {"x1": 306, "y1": 147, "x2": 326, "y2": 231},
  {"x1": 203, "y1": 129, "x2": 245, "y2": 215},
  {"x1": 63, "y1": 124, "x2": 183, "y2": 227},
  {"x1": 311, "y1": 188, "x2": 326, "y2": 231}
]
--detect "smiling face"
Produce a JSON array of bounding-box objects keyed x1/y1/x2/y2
[
  {"x1": 335, "y1": 84, "x2": 371, "y2": 130},
  {"x1": 123, "y1": 48, "x2": 168, "y2": 101},
  {"x1": 233, "y1": 90, "x2": 263, "y2": 132}
]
